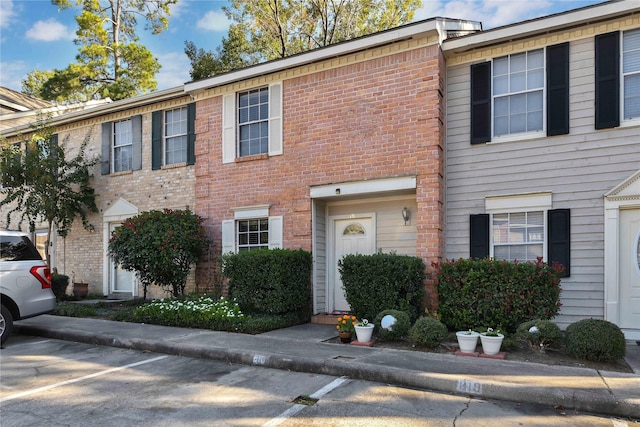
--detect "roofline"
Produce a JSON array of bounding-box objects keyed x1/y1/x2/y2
[
  {"x1": 442, "y1": 0, "x2": 639, "y2": 55},
  {"x1": 184, "y1": 17, "x2": 481, "y2": 94},
  {"x1": 0, "y1": 86, "x2": 186, "y2": 138}
]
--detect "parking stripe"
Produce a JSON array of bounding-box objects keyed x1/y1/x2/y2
[
  {"x1": 263, "y1": 377, "x2": 349, "y2": 427},
  {"x1": 0, "y1": 355, "x2": 168, "y2": 403}
]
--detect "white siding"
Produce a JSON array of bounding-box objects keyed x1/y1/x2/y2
[
  {"x1": 313, "y1": 200, "x2": 327, "y2": 314},
  {"x1": 445, "y1": 34, "x2": 640, "y2": 329}
]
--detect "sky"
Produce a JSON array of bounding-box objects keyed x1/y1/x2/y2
[{"x1": 0, "y1": 0, "x2": 606, "y2": 94}]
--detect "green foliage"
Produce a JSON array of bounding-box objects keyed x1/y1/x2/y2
[
  {"x1": 223, "y1": 249, "x2": 312, "y2": 315},
  {"x1": 108, "y1": 209, "x2": 209, "y2": 299},
  {"x1": 516, "y1": 319, "x2": 561, "y2": 351},
  {"x1": 0, "y1": 116, "x2": 99, "y2": 265},
  {"x1": 188, "y1": 0, "x2": 421, "y2": 79},
  {"x1": 434, "y1": 258, "x2": 563, "y2": 333},
  {"x1": 54, "y1": 303, "x2": 98, "y2": 317},
  {"x1": 565, "y1": 319, "x2": 626, "y2": 362},
  {"x1": 22, "y1": 0, "x2": 176, "y2": 102},
  {"x1": 339, "y1": 253, "x2": 425, "y2": 321},
  {"x1": 408, "y1": 317, "x2": 448, "y2": 348},
  {"x1": 133, "y1": 296, "x2": 246, "y2": 331},
  {"x1": 373, "y1": 309, "x2": 411, "y2": 341},
  {"x1": 51, "y1": 273, "x2": 69, "y2": 300}
]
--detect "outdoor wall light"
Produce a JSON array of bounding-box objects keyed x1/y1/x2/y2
[{"x1": 401, "y1": 207, "x2": 410, "y2": 225}]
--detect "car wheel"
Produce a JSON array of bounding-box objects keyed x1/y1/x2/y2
[{"x1": 0, "y1": 304, "x2": 13, "y2": 345}]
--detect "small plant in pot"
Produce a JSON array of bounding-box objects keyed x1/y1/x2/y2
[
  {"x1": 456, "y1": 329, "x2": 480, "y2": 353},
  {"x1": 336, "y1": 315, "x2": 357, "y2": 343},
  {"x1": 480, "y1": 327, "x2": 504, "y2": 355},
  {"x1": 354, "y1": 318, "x2": 375, "y2": 343}
]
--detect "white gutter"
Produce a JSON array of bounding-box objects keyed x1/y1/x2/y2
[{"x1": 442, "y1": 0, "x2": 639, "y2": 55}]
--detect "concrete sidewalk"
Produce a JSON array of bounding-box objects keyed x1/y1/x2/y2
[{"x1": 12, "y1": 315, "x2": 640, "y2": 419}]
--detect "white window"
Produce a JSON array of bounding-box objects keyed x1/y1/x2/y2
[
  {"x1": 492, "y1": 211, "x2": 544, "y2": 262},
  {"x1": 623, "y1": 28, "x2": 640, "y2": 120},
  {"x1": 221, "y1": 206, "x2": 283, "y2": 254},
  {"x1": 113, "y1": 119, "x2": 132, "y2": 172},
  {"x1": 493, "y1": 49, "x2": 544, "y2": 137},
  {"x1": 164, "y1": 107, "x2": 188, "y2": 165},
  {"x1": 222, "y1": 82, "x2": 282, "y2": 163}
]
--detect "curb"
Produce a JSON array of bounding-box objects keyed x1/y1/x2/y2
[{"x1": 13, "y1": 324, "x2": 640, "y2": 419}]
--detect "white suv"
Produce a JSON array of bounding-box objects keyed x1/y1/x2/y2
[{"x1": 0, "y1": 231, "x2": 56, "y2": 345}]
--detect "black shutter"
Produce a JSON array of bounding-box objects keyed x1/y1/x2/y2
[
  {"x1": 101, "y1": 122, "x2": 111, "y2": 175},
  {"x1": 132, "y1": 115, "x2": 142, "y2": 171},
  {"x1": 547, "y1": 43, "x2": 570, "y2": 136},
  {"x1": 548, "y1": 209, "x2": 570, "y2": 277},
  {"x1": 595, "y1": 32, "x2": 620, "y2": 129},
  {"x1": 51, "y1": 134, "x2": 59, "y2": 178},
  {"x1": 471, "y1": 62, "x2": 491, "y2": 144},
  {"x1": 470, "y1": 214, "x2": 490, "y2": 259},
  {"x1": 151, "y1": 111, "x2": 163, "y2": 170},
  {"x1": 187, "y1": 102, "x2": 196, "y2": 165}
]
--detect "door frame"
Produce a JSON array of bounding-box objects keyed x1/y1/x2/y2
[
  {"x1": 102, "y1": 198, "x2": 139, "y2": 297},
  {"x1": 604, "y1": 170, "x2": 640, "y2": 339},
  {"x1": 327, "y1": 212, "x2": 376, "y2": 313}
]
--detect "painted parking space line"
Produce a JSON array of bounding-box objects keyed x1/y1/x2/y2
[
  {"x1": 0, "y1": 355, "x2": 168, "y2": 403},
  {"x1": 263, "y1": 376, "x2": 349, "y2": 427}
]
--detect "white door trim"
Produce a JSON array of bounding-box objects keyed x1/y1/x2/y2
[
  {"x1": 327, "y1": 213, "x2": 376, "y2": 313},
  {"x1": 604, "y1": 170, "x2": 640, "y2": 340},
  {"x1": 102, "y1": 198, "x2": 139, "y2": 297}
]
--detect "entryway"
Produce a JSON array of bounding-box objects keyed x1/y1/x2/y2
[
  {"x1": 108, "y1": 223, "x2": 135, "y2": 295},
  {"x1": 102, "y1": 198, "x2": 138, "y2": 298},
  {"x1": 619, "y1": 208, "x2": 640, "y2": 333},
  {"x1": 330, "y1": 215, "x2": 375, "y2": 312}
]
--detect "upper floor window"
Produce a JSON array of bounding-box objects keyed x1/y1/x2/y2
[
  {"x1": 164, "y1": 107, "x2": 188, "y2": 165},
  {"x1": 102, "y1": 116, "x2": 141, "y2": 175},
  {"x1": 222, "y1": 82, "x2": 282, "y2": 163},
  {"x1": 471, "y1": 43, "x2": 569, "y2": 144},
  {"x1": 151, "y1": 103, "x2": 195, "y2": 170},
  {"x1": 113, "y1": 119, "x2": 133, "y2": 173},
  {"x1": 238, "y1": 88, "x2": 269, "y2": 157},
  {"x1": 595, "y1": 28, "x2": 640, "y2": 129}
]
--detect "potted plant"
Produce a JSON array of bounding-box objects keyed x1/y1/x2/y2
[
  {"x1": 336, "y1": 315, "x2": 357, "y2": 343},
  {"x1": 354, "y1": 318, "x2": 375, "y2": 343},
  {"x1": 480, "y1": 328, "x2": 504, "y2": 355},
  {"x1": 456, "y1": 329, "x2": 480, "y2": 353}
]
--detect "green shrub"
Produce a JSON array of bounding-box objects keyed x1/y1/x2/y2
[
  {"x1": 339, "y1": 253, "x2": 425, "y2": 321},
  {"x1": 223, "y1": 249, "x2": 312, "y2": 315},
  {"x1": 51, "y1": 274, "x2": 69, "y2": 300},
  {"x1": 565, "y1": 319, "x2": 626, "y2": 362},
  {"x1": 434, "y1": 258, "x2": 563, "y2": 332},
  {"x1": 408, "y1": 317, "x2": 448, "y2": 348},
  {"x1": 516, "y1": 319, "x2": 561, "y2": 351},
  {"x1": 373, "y1": 309, "x2": 411, "y2": 341},
  {"x1": 54, "y1": 303, "x2": 97, "y2": 317}
]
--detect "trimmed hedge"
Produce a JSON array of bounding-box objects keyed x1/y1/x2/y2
[
  {"x1": 223, "y1": 249, "x2": 312, "y2": 315},
  {"x1": 339, "y1": 253, "x2": 425, "y2": 321},
  {"x1": 566, "y1": 319, "x2": 626, "y2": 362},
  {"x1": 408, "y1": 317, "x2": 448, "y2": 348},
  {"x1": 373, "y1": 309, "x2": 412, "y2": 341},
  {"x1": 434, "y1": 257, "x2": 563, "y2": 332}
]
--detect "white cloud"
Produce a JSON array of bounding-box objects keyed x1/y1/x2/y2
[
  {"x1": 155, "y1": 51, "x2": 192, "y2": 90},
  {"x1": 0, "y1": 60, "x2": 27, "y2": 91},
  {"x1": 415, "y1": 0, "x2": 556, "y2": 29},
  {"x1": 25, "y1": 19, "x2": 75, "y2": 42},
  {"x1": 0, "y1": 0, "x2": 17, "y2": 29},
  {"x1": 196, "y1": 10, "x2": 230, "y2": 32}
]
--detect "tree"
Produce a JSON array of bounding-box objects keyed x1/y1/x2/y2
[
  {"x1": 108, "y1": 209, "x2": 209, "y2": 299},
  {"x1": 186, "y1": 0, "x2": 421, "y2": 79},
  {"x1": 0, "y1": 115, "x2": 99, "y2": 266},
  {"x1": 22, "y1": 0, "x2": 177, "y2": 103}
]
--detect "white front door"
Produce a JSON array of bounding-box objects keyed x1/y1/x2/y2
[
  {"x1": 109, "y1": 223, "x2": 135, "y2": 295},
  {"x1": 332, "y1": 217, "x2": 375, "y2": 312},
  {"x1": 619, "y1": 208, "x2": 640, "y2": 330}
]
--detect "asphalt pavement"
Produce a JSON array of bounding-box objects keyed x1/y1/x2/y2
[{"x1": 11, "y1": 315, "x2": 640, "y2": 420}]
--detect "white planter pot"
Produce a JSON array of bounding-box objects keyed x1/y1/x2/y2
[
  {"x1": 354, "y1": 324, "x2": 374, "y2": 342},
  {"x1": 480, "y1": 333, "x2": 504, "y2": 355},
  {"x1": 456, "y1": 331, "x2": 480, "y2": 353}
]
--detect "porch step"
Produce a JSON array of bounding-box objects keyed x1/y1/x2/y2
[{"x1": 310, "y1": 312, "x2": 351, "y2": 325}]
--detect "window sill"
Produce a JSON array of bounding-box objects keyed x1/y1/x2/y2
[
  {"x1": 235, "y1": 153, "x2": 269, "y2": 163},
  {"x1": 111, "y1": 170, "x2": 133, "y2": 177},
  {"x1": 161, "y1": 162, "x2": 187, "y2": 170},
  {"x1": 489, "y1": 131, "x2": 545, "y2": 144}
]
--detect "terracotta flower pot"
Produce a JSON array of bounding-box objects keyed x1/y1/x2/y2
[
  {"x1": 338, "y1": 331, "x2": 352, "y2": 343},
  {"x1": 73, "y1": 283, "x2": 89, "y2": 298}
]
